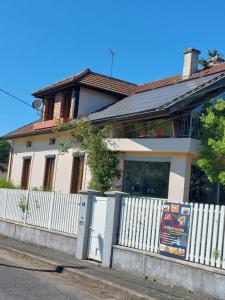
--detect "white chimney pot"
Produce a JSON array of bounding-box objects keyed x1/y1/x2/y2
[{"x1": 182, "y1": 48, "x2": 201, "y2": 79}]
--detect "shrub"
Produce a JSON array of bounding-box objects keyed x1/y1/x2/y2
[{"x1": 0, "y1": 178, "x2": 18, "y2": 189}]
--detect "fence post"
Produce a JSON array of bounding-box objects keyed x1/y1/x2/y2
[
  {"x1": 3, "y1": 189, "x2": 9, "y2": 220},
  {"x1": 75, "y1": 189, "x2": 102, "y2": 260},
  {"x1": 48, "y1": 192, "x2": 55, "y2": 230},
  {"x1": 102, "y1": 191, "x2": 129, "y2": 268}
]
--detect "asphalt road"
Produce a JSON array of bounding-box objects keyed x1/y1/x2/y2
[{"x1": 0, "y1": 256, "x2": 95, "y2": 300}]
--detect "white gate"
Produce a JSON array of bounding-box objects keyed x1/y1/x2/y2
[{"x1": 88, "y1": 196, "x2": 107, "y2": 261}]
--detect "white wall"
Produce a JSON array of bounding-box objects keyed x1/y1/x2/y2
[
  {"x1": 78, "y1": 87, "x2": 118, "y2": 116},
  {"x1": 10, "y1": 133, "x2": 89, "y2": 193}
]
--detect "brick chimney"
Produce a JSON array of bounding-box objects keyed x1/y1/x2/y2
[{"x1": 182, "y1": 48, "x2": 201, "y2": 79}]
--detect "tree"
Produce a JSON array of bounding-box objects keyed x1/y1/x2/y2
[
  {"x1": 0, "y1": 139, "x2": 10, "y2": 162},
  {"x1": 197, "y1": 99, "x2": 225, "y2": 186},
  {"x1": 59, "y1": 119, "x2": 121, "y2": 192},
  {"x1": 199, "y1": 49, "x2": 224, "y2": 68}
]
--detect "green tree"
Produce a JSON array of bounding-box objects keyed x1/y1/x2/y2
[
  {"x1": 0, "y1": 139, "x2": 10, "y2": 162},
  {"x1": 199, "y1": 49, "x2": 223, "y2": 68},
  {"x1": 197, "y1": 99, "x2": 225, "y2": 186},
  {"x1": 59, "y1": 119, "x2": 121, "y2": 192}
]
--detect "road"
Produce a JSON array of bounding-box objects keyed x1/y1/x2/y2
[
  {"x1": 0, "y1": 248, "x2": 115, "y2": 300},
  {"x1": 0, "y1": 256, "x2": 97, "y2": 300}
]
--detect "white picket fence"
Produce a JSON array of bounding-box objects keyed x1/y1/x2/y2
[
  {"x1": 118, "y1": 197, "x2": 225, "y2": 270},
  {"x1": 0, "y1": 188, "x2": 80, "y2": 235}
]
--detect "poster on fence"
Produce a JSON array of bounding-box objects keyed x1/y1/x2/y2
[{"x1": 160, "y1": 202, "x2": 191, "y2": 260}]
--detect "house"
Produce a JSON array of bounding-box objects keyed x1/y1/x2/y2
[
  {"x1": 4, "y1": 49, "x2": 225, "y2": 204},
  {"x1": 4, "y1": 69, "x2": 136, "y2": 193}
]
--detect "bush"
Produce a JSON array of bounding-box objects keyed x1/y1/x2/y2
[{"x1": 0, "y1": 178, "x2": 18, "y2": 189}]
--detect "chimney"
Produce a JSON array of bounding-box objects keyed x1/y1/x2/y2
[{"x1": 182, "y1": 48, "x2": 201, "y2": 79}]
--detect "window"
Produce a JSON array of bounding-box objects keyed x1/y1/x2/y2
[
  {"x1": 70, "y1": 157, "x2": 84, "y2": 194},
  {"x1": 49, "y1": 138, "x2": 56, "y2": 145},
  {"x1": 190, "y1": 165, "x2": 225, "y2": 205},
  {"x1": 43, "y1": 157, "x2": 55, "y2": 190},
  {"x1": 122, "y1": 160, "x2": 170, "y2": 198},
  {"x1": 44, "y1": 98, "x2": 55, "y2": 120},
  {"x1": 61, "y1": 94, "x2": 72, "y2": 119},
  {"x1": 26, "y1": 141, "x2": 32, "y2": 148},
  {"x1": 21, "y1": 158, "x2": 31, "y2": 190}
]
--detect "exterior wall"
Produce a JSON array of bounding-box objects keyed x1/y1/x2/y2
[
  {"x1": 112, "y1": 245, "x2": 225, "y2": 300},
  {"x1": 78, "y1": 87, "x2": 117, "y2": 116},
  {"x1": 10, "y1": 133, "x2": 89, "y2": 193},
  {"x1": 108, "y1": 138, "x2": 201, "y2": 154},
  {"x1": 54, "y1": 93, "x2": 63, "y2": 119}
]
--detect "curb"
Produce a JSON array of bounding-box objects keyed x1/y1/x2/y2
[{"x1": 0, "y1": 244, "x2": 156, "y2": 300}]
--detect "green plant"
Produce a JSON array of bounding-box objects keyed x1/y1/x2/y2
[
  {"x1": 0, "y1": 178, "x2": 18, "y2": 189},
  {"x1": 199, "y1": 49, "x2": 223, "y2": 68},
  {"x1": 0, "y1": 139, "x2": 10, "y2": 162},
  {"x1": 197, "y1": 98, "x2": 225, "y2": 186},
  {"x1": 212, "y1": 249, "x2": 220, "y2": 260},
  {"x1": 32, "y1": 186, "x2": 53, "y2": 192},
  {"x1": 18, "y1": 197, "x2": 29, "y2": 214},
  {"x1": 58, "y1": 119, "x2": 121, "y2": 192}
]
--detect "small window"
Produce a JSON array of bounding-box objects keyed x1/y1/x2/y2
[
  {"x1": 49, "y1": 138, "x2": 56, "y2": 145},
  {"x1": 26, "y1": 141, "x2": 32, "y2": 148}
]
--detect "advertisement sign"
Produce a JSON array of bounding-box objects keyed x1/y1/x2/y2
[{"x1": 160, "y1": 202, "x2": 191, "y2": 260}]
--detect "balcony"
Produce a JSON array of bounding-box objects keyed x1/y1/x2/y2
[{"x1": 113, "y1": 114, "x2": 201, "y2": 139}]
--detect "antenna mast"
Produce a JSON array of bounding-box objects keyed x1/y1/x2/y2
[{"x1": 109, "y1": 48, "x2": 115, "y2": 77}]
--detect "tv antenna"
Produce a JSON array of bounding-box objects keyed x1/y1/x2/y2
[{"x1": 109, "y1": 48, "x2": 115, "y2": 77}]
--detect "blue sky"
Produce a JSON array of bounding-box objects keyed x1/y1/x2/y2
[{"x1": 1, "y1": 0, "x2": 225, "y2": 136}]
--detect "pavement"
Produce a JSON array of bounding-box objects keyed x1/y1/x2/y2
[{"x1": 0, "y1": 235, "x2": 218, "y2": 300}]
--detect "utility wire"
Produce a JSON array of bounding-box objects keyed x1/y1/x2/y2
[{"x1": 0, "y1": 88, "x2": 33, "y2": 108}]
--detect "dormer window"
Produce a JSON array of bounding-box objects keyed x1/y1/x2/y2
[
  {"x1": 44, "y1": 98, "x2": 55, "y2": 120},
  {"x1": 61, "y1": 93, "x2": 72, "y2": 119}
]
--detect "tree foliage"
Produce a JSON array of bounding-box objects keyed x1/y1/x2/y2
[
  {"x1": 199, "y1": 49, "x2": 223, "y2": 68},
  {"x1": 197, "y1": 99, "x2": 225, "y2": 186},
  {"x1": 59, "y1": 119, "x2": 121, "y2": 192},
  {"x1": 0, "y1": 139, "x2": 10, "y2": 162}
]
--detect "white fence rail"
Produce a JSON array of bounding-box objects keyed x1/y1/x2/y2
[
  {"x1": 0, "y1": 188, "x2": 80, "y2": 236},
  {"x1": 119, "y1": 197, "x2": 225, "y2": 270}
]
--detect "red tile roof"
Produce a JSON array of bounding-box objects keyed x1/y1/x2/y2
[
  {"x1": 135, "y1": 62, "x2": 225, "y2": 93},
  {"x1": 33, "y1": 69, "x2": 137, "y2": 97},
  {"x1": 5, "y1": 62, "x2": 225, "y2": 139}
]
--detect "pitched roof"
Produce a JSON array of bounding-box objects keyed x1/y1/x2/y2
[
  {"x1": 89, "y1": 72, "x2": 225, "y2": 122},
  {"x1": 33, "y1": 68, "x2": 137, "y2": 97},
  {"x1": 136, "y1": 62, "x2": 225, "y2": 93},
  {"x1": 3, "y1": 121, "x2": 47, "y2": 139}
]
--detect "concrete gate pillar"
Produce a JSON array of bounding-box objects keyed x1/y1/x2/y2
[
  {"x1": 75, "y1": 189, "x2": 102, "y2": 260},
  {"x1": 102, "y1": 191, "x2": 128, "y2": 267}
]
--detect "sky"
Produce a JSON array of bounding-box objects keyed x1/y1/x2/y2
[{"x1": 1, "y1": 0, "x2": 225, "y2": 136}]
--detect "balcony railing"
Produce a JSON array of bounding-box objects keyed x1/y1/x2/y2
[{"x1": 113, "y1": 114, "x2": 201, "y2": 139}]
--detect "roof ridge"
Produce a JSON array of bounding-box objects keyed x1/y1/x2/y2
[{"x1": 87, "y1": 70, "x2": 137, "y2": 86}]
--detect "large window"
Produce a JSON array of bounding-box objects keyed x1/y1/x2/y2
[
  {"x1": 43, "y1": 157, "x2": 55, "y2": 190},
  {"x1": 21, "y1": 158, "x2": 31, "y2": 190},
  {"x1": 122, "y1": 160, "x2": 170, "y2": 198},
  {"x1": 190, "y1": 165, "x2": 225, "y2": 205}
]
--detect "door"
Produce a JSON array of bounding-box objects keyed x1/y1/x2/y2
[{"x1": 88, "y1": 196, "x2": 107, "y2": 262}]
